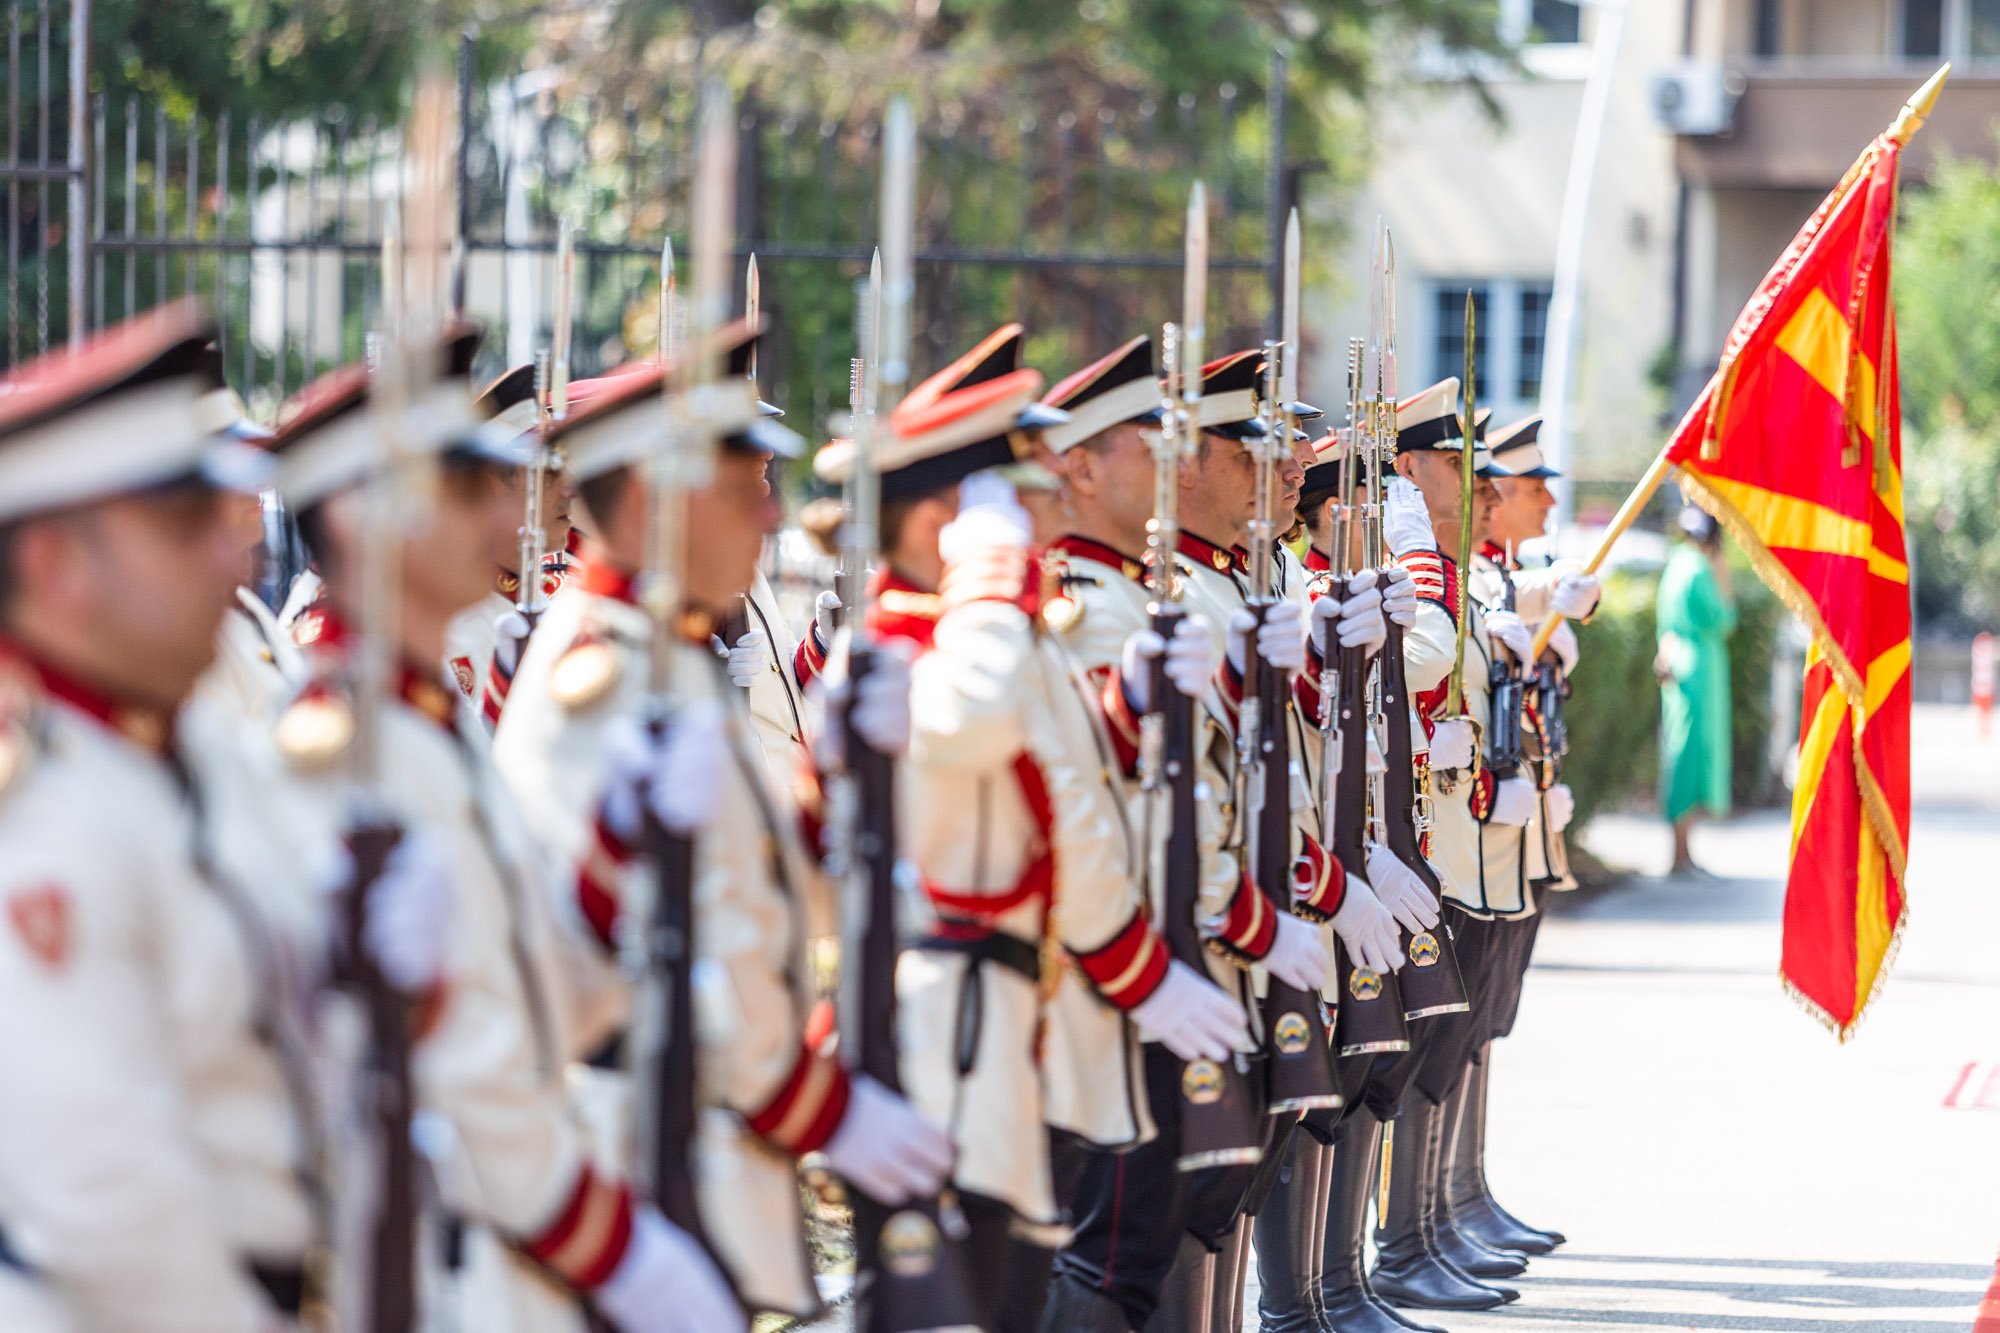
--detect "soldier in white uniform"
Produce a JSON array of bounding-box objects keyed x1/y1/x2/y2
[
  {"x1": 1360, "y1": 379, "x2": 1544, "y2": 1314},
  {"x1": 492, "y1": 333, "x2": 955, "y2": 1325},
  {"x1": 443, "y1": 362, "x2": 574, "y2": 731},
  {"x1": 1440, "y1": 416, "x2": 1597, "y2": 1265},
  {"x1": 1035, "y1": 339, "x2": 1395, "y2": 1333},
  {"x1": 266, "y1": 324, "x2": 734, "y2": 1333},
  {"x1": 0, "y1": 302, "x2": 330, "y2": 1332}
]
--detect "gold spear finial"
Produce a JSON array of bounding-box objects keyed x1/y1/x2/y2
[{"x1": 1889, "y1": 63, "x2": 1950, "y2": 147}]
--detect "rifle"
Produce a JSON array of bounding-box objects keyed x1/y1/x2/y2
[
  {"x1": 835, "y1": 96, "x2": 979, "y2": 1333},
  {"x1": 832, "y1": 252, "x2": 878, "y2": 632},
  {"x1": 632, "y1": 80, "x2": 730, "y2": 1275},
  {"x1": 1239, "y1": 220, "x2": 1340, "y2": 1120},
  {"x1": 1363, "y1": 226, "x2": 1467, "y2": 1023},
  {"x1": 339, "y1": 65, "x2": 460, "y2": 1333},
  {"x1": 1142, "y1": 181, "x2": 1262, "y2": 1173},
  {"x1": 1484, "y1": 553, "x2": 1526, "y2": 777},
  {"x1": 1437, "y1": 292, "x2": 1483, "y2": 801},
  {"x1": 514, "y1": 219, "x2": 572, "y2": 631},
  {"x1": 716, "y1": 254, "x2": 763, "y2": 646},
  {"x1": 1320, "y1": 330, "x2": 1408, "y2": 1059}
]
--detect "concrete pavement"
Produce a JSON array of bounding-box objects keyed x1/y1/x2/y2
[{"x1": 1384, "y1": 701, "x2": 2000, "y2": 1332}]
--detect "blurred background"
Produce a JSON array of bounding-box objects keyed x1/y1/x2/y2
[{"x1": 4, "y1": 0, "x2": 2000, "y2": 829}]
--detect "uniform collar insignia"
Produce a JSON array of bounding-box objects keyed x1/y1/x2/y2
[
  {"x1": 866, "y1": 568, "x2": 942, "y2": 650},
  {"x1": 293, "y1": 605, "x2": 462, "y2": 737},
  {"x1": 580, "y1": 559, "x2": 643, "y2": 608},
  {"x1": 1178, "y1": 531, "x2": 1247, "y2": 576},
  {"x1": 0, "y1": 633, "x2": 173, "y2": 755},
  {"x1": 1047, "y1": 534, "x2": 1149, "y2": 587}
]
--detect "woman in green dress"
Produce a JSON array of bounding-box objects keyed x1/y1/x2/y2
[{"x1": 1656, "y1": 507, "x2": 1735, "y2": 874}]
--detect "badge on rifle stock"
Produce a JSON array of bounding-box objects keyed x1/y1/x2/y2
[
  {"x1": 1182, "y1": 1058, "x2": 1225, "y2": 1106},
  {"x1": 1348, "y1": 969, "x2": 1384, "y2": 1002},
  {"x1": 1409, "y1": 933, "x2": 1442, "y2": 968},
  {"x1": 880, "y1": 1210, "x2": 941, "y2": 1278},
  {"x1": 1273, "y1": 1011, "x2": 1312, "y2": 1054}
]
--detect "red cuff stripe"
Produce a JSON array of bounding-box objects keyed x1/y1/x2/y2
[
  {"x1": 521, "y1": 1168, "x2": 636, "y2": 1292},
  {"x1": 575, "y1": 812, "x2": 633, "y2": 952},
  {"x1": 1209, "y1": 873, "x2": 1276, "y2": 962},
  {"x1": 1290, "y1": 834, "x2": 1346, "y2": 921},
  {"x1": 1094, "y1": 665, "x2": 1143, "y2": 776},
  {"x1": 794, "y1": 627, "x2": 827, "y2": 685},
  {"x1": 745, "y1": 1046, "x2": 853, "y2": 1155},
  {"x1": 1071, "y1": 912, "x2": 1171, "y2": 1009}
]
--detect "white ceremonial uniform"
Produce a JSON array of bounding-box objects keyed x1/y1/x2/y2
[
  {"x1": 284, "y1": 607, "x2": 620, "y2": 1333},
  {"x1": 737, "y1": 565, "x2": 815, "y2": 768},
  {"x1": 896, "y1": 547, "x2": 1152, "y2": 1232},
  {"x1": 0, "y1": 657, "x2": 315, "y2": 1333},
  {"x1": 491, "y1": 571, "x2": 824, "y2": 1319}
]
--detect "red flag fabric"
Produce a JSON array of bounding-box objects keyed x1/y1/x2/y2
[{"x1": 1661, "y1": 129, "x2": 1912, "y2": 1039}]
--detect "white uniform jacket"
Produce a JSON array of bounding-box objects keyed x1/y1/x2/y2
[
  {"x1": 0, "y1": 648, "x2": 314, "y2": 1333},
  {"x1": 490, "y1": 566, "x2": 823, "y2": 1319}
]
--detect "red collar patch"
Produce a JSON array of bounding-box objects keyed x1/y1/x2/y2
[
  {"x1": 1048, "y1": 534, "x2": 1149, "y2": 586},
  {"x1": 1178, "y1": 532, "x2": 1247, "y2": 576}
]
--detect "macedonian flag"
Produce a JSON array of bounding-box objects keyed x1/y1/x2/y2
[{"x1": 1655, "y1": 75, "x2": 1938, "y2": 1038}]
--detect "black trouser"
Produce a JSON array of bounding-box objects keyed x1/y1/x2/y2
[
  {"x1": 1483, "y1": 911, "x2": 1543, "y2": 1047},
  {"x1": 1050, "y1": 1044, "x2": 1258, "y2": 1327},
  {"x1": 1411, "y1": 907, "x2": 1508, "y2": 1108}
]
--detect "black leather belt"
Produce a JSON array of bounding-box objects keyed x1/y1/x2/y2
[{"x1": 919, "y1": 930, "x2": 1040, "y2": 982}]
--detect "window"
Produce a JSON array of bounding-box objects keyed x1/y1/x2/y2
[
  {"x1": 1517, "y1": 283, "x2": 1553, "y2": 401},
  {"x1": 1903, "y1": 0, "x2": 1944, "y2": 57},
  {"x1": 1428, "y1": 278, "x2": 1552, "y2": 416},
  {"x1": 1754, "y1": 0, "x2": 1782, "y2": 57},
  {"x1": 1433, "y1": 284, "x2": 1490, "y2": 388},
  {"x1": 1529, "y1": 0, "x2": 1582, "y2": 45},
  {"x1": 1974, "y1": 0, "x2": 2000, "y2": 60}
]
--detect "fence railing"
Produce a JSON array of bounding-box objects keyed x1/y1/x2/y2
[{"x1": 5, "y1": 14, "x2": 1292, "y2": 449}]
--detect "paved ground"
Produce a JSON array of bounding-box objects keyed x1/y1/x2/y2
[
  {"x1": 1350, "y1": 701, "x2": 2000, "y2": 1333},
  {"x1": 803, "y1": 703, "x2": 2000, "y2": 1331}
]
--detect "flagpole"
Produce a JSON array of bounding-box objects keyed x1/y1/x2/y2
[{"x1": 1526, "y1": 63, "x2": 1950, "y2": 662}]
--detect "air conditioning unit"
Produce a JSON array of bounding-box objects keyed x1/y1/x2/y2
[{"x1": 1651, "y1": 63, "x2": 1743, "y2": 137}]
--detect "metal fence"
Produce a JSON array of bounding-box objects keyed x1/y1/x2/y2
[{"x1": 5, "y1": 11, "x2": 1293, "y2": 450}]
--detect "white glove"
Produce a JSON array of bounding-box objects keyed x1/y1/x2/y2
[
  {"x1": 1365, "y1": 841, "x2": 1442, "y2": 936},
  {"x1": 492, "y1": 609, "x2": 531, "y2": 678},
  {"x1": 1489, "y1": 774, "x2": 1538, "y2": 826},
  {"x1": 1131, "y1": 959, "x2": 1251, "y2": 1062},
  {"x1": 1123, "y1": 613, "x2": 1225, "y2": 713},
  {"x1": 1551, "y1": 571, "x2": 1601, "y2": 620},
  {"x1": 1328, "y1": 875, "x2": 1402, "y2": 977},
  {"x1": 1548, "y1": 619, "x2": 1580, "y2": 674},
  {"x1": 823, "y1": 1074, "x2": 957, "y2": 1206},
  {"x1": 1227, "y1": 600, "x2": 1308, "y2": 675},
  {"x1": 1428, "y1": 717, "x2": 1478, "y2": 771},
  {"x1": 813, "y1": 640, "x2": 917, "y2": 768},
  {"x1": 725, "y1": 629, "x2": 768, "y2": 689},
  {"x1": 601, "y1": 700, "x2": 730, "y2": 840},
  {"x1": 937, "y1": 470, "x2": 1032, "y2": 564},
  {"x1": 1381, "y1": 565, "x2": 1418, "y2": 629},
  {"x1": 1483, "y1": 608, "x2": 1533, "y2": 665},
  {"x1": 319, "y1": 828, "x2": 454, "y2": 992},
  {"x1": 1262, "y1": 912, "x2": 1331, "y2": 992},
  {"x1": 1384, "y1": 476, "x2": 1437, "y2": 556},
  {"x1": 1309, "y1": 568, "x2": 1386, "y2": 658},
  {"x1": 1545, "y1": 783, "x2": 1575, "y2": 832},
  {"x1": 813, "y1": 589, "x2": 842, "y2": 648},
  {"x1": 594, "y1": 1203, "x2": 745, "y2": 1333}
]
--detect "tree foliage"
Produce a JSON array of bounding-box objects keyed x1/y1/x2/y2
[{"x1": 1895, "y1": 136, "x2": 2000, "y2": 631}]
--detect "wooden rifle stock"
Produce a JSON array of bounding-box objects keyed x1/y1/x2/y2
[
  {"x1": 341, "y1": 822, "x2": 419, "y2": 1333},
  {"x1": 638, "y1": 795, "x2": 707, "y2": 1243}
]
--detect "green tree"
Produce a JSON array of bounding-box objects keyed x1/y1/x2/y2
[{"x1": 1896, "y1": 135, "x2": 2000, "y2": 631}]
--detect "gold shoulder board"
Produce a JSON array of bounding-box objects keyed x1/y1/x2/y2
[
  {"x1": 275, "y1": 690, "x2": 355, "y2": 771},
  {"x1": 551, "y1": 635, "x2": 622, "y2": 710}
]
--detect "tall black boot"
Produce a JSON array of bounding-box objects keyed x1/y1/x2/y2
[
  {"x1": 1452, "y1": 1053, "x2": 1562, "y2": 1253},
  {"x1": 1432, "y1": 1076, "x2": 1529, "y2": 1279},
  {"x1": 1041, "y1": 1273, "x2": 1136, "y2": 1333},
  {"x1": 1254, "y1": 1138, "x2": 1327, "y2": 1333},
  {"x1": 1141, "y1": 1232, "x2": 1215, "y2": 1333},
  {"x1": 1421, "y1": 1088, "x2": 1519, "y2": 1304},
  {"x1": 1368, "y1": 1099, "x2": 1509, "y2": 1310},
  {"x1": 1208, "y1": 1214, "x2": 1250, "y2": 1333},
  {"x1": 1316, "y1": 1110, "x2": 1441, "y2": 1332}
]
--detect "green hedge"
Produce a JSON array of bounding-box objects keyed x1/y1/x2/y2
[{"x1": 1559, "y1": 548, "x2": 1787, "y2": 830}]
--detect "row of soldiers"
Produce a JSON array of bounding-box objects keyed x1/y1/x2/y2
[
  {"x1": 0, "y1": 288, "x2": 1597, "y2": 1333},
  {"x1": 0, "y1": 85, "x2": 1600, "y2": 1330}
]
